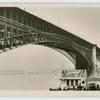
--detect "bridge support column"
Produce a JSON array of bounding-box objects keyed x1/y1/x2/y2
[{"x1": 90, "y1": 44, "x2": 97, "y2": 77}]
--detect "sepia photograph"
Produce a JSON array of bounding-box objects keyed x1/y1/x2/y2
[{"x1": 0, "y1": 2, "x2": 100, "y2": 96}]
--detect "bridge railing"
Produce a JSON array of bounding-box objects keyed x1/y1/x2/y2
[
  {"x1": 0, "y1": 16, "x2": 91, "y2": 55},
  {"x1": 0, "y1": 16, "x2": 41, "y2": 34},
  {"x1": 0, "y1": 16, "x2": 74, "y2": 46}
]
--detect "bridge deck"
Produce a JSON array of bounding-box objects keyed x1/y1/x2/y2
[{"x1": 0, "y1": 7, "x2": 99, "y2": 50}]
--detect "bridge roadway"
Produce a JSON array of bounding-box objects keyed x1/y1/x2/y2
[{"x1": 0, "y1": 8, "x2": 100, "y2": 76}]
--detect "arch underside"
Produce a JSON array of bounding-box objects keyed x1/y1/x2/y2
[
  {"x1": 54, "y1": 48, "x2": 76, "y2": 65},
  {"x1": 35, "y1": 41, "x2": 93, "y2": 76},
  {"x1": 0, "y1": 32, "x2": 92, "y2": 76},
  {"x1": 34, "y1": 41, "x2": 90, "y2": 67}
]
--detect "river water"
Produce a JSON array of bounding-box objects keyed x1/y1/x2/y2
[{"x1": 0, "y1": 44, "x2": 74, "y2": 90}]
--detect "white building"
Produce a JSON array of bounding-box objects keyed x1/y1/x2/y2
[{"x1": 59, "y1": 70, "x2": 87, "y2": 89}]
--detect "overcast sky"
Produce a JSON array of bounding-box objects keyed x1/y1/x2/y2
[
  {"x1": 1, "y1": 3, "x2": 99, "y2": 46},
  {"x1": 18, "y1": 4, "x2": 100, "y2": 47}
]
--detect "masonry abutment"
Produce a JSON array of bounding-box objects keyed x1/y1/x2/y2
[{"x1": 90, "y1": 44, "x2": 97, "y2": 77}]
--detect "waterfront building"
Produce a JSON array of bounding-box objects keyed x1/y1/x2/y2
[{"x1": 59, "y1": 70, "x2": 87, "y2": 90}]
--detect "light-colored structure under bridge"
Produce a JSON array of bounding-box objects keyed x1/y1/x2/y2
[{"x1": 0, "y1": 7, "x2": 100, "y2": 77}]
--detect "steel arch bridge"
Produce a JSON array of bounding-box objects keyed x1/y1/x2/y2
[{"x1": 0, "y1": 7, "x2": 100, "y2": 76}]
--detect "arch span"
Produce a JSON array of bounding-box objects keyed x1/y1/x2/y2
[
  {"x1": 0, "y1": 31, "x2": 92, "y2": 76},
  {"x1": 33, "y1": 39, "x2": 91, "y2": 71}
]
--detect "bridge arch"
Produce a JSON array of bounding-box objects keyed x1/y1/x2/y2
[
  {"x1": 0, "y1": 30, "x2": 92, "y2": 75},
  {"x1": 32, "y1": 39, "x2": 92, "y2": 74},
  {"x1": 0, "y1": 7, "x2": 99, "y2": 77}
]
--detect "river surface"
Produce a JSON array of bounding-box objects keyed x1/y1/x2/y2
[
  {"x1": 0, "y1": 44, "x2": 74, "y2": 90},
  {"x1": 0, "y1": 73, "x2": 60, "y2": 90}
]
